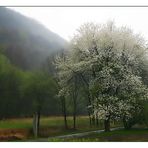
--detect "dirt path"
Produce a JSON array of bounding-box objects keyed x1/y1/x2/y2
[{"x1": 35, "y1": 127, "x2": 123, "y2": 142}]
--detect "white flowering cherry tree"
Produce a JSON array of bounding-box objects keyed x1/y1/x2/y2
[{"x1": 55, "y1": 22, "x2": 148, "y2": 131}]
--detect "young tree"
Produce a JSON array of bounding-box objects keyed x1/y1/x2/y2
[
  {"x1": 23, "y1": 72, "x2": 57, "y2": 137},
  {"x1": 58, "y1": 88, "x2": 68, "y2": 129},
  {"x1": 55, "y1": 55, "x2": 80, "y2": 129}
]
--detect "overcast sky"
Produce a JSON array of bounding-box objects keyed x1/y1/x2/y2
[{"x1": 8, "y1": 7, "x2": 148, "y2": 42}]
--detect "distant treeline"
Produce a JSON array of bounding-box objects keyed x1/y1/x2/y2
[{"x1": 0, "y1": 50, "x2": 88, "y2": 119}]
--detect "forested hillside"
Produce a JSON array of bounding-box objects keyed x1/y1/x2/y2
[
  {"x1": 0, "y1": 7, "x2": 67, "y2": 70},
  {"x1": 0, "y1": 7, "x2": 69, "y2": 119}
]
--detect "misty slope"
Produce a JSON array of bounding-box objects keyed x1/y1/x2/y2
[{"x1": 0, "y1": 7, "x2": 67, "y2": 70}]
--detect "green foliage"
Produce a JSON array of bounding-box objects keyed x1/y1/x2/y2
[
  {"x1": 0, "y1": 50, "x2": 59, "y2": 118},
  {"x1": 0, "y1": 53, "x2": 22, "y2": 118},
  {"x1": 23, "y1": 72, "x2": 58, "y2": 113}
]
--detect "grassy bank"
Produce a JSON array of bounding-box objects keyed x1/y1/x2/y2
[{"x1": 49, "y1": 128, "x2": 148, "y2": 142}]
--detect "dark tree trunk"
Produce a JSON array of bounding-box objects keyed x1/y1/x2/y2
[
  {"x1": 33, "y1": 110, "x2": 40, "y2": 138},
  {"x1": 37, "y1": 110, "x2": 40, "y2": 135},
  {"x1": 61, "y1": 97, "x2": 68, "y2": 129},
  {"x1": 72, "y1": 88, "x2": 77, "y2": 129},
  {"x1": 96, "y1": 116, "x2": 99, "y2": 126},
  {"x1": 104, "y1": 117, "x2": 110, "y2": 132},
  {"x1": 72, "y1": 76, "x2": 78, "y2": 130},
  {"x1": 92, "y1": 115, "x2": 95, "y2": 126},
  {"x1": 87, "y1": 109, "x2": 92, "y2": 126},
  {"x1": 123, "y1": 116, "x2": 132, "y2": 130},
  {"x1": 91, "y1": 103, "x2": 96, "y2": 126},
  {"x1": 73, "y1": 98, "x2": 76, "y2": 129},
  {"x1": 87, "y1": 94, "x2": 92, "y2": 126},
  {"x1": 63, "y1": 99, "x2": 68, "y2": 129}
]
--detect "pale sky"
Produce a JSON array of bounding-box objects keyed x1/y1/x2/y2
[{"x1": 8, "y1": 7, "x2": 148, "y2": 42}]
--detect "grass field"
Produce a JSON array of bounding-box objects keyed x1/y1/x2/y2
[
  {"x1": 1, "y1": 116, "x2": 147, "y2": 142},
  {"x1": 49, "y1": 128, "x2": 148, "y2": 142},
  {"x1": 0, "y1": 116, "x2": 117, "y2": 141}
]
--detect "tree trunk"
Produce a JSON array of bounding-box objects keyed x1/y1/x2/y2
[
  {"x1": 92, "y1": 115, "x2": 95, "y2": 126},
  {"x1": 37, "y1": 110, "x2": 40, "y2": 135},
  {"x1": 96, "y1": 116, "x2": 99, "y2": 126},
  {"x1": 88, "y1": 109, "x2": 92, "y2": 126},
  {"x1": 72, "y1": 76, "x2": 78, "y2": 130},
  {"x1": 104, "y1": 117, "x2": 110, "y2": 132},
  {"x1": 87, "y1": 94, "x2": 92, "y2": 126},
  {"x1": 61, "y1": 97, "x2": 68, "y2": 129},
  {"x1": 91, "y1": 103, "x2": 96, "y2": 126},
  {"x1": 73, "y1": 97, "x2": 76, "y2": 129},
  {"x1": 33, "y1": 111, "x2": 40, "y2": 138},
  {"x1": 123, "y1": 116, "x2": 132, "y2": 130}
]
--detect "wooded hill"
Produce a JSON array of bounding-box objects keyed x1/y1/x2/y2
[
  {"x1": 0, "y1": 7, "x2": 68, "y2": 119},
  {"x1": 0, "y1": 7, "x2": 67, "y2": 70}
]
